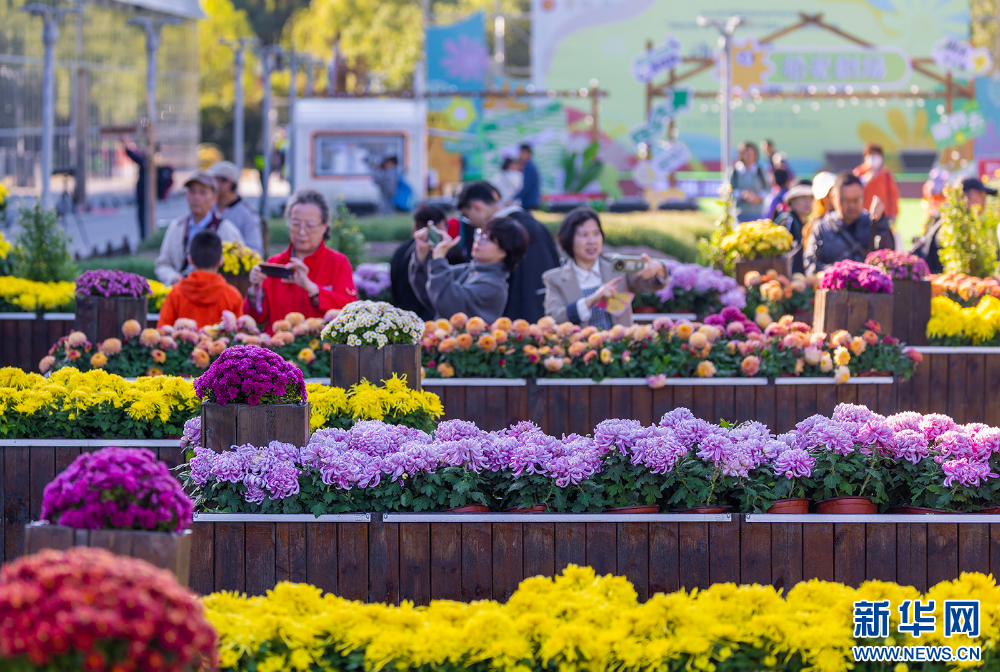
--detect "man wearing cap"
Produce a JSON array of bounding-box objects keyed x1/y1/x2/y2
[
  {"x1": 154, "y1": 171, "x2": 245, "y2": 285},
  {"x1": 911, "y1": 177, "x2": 997, "y2": 274},
  {"x1": 208, "y1": 161, "x2": 265, "y2": 256},
  {"x1": 775, "y1": 179, "x2": 814, "y2": 274},
  {"x1": 804, "y1": 171, "x2": 894, "y2": 275}
]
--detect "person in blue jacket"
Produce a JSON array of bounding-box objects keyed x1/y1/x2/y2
[{"x1": 515, "y1": 144, "x2": 541, "y2": 210}]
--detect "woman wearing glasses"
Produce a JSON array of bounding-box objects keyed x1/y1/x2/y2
[
  {"x1": 245, "y1": 189, "x2": 357, "y2": 332},
  {"x1": 409, "y1": 217, "x2": 529, "y2": 323}
]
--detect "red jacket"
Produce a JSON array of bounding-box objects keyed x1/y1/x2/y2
[
  {"x1": 853, "y1": 164, "x2": 900, "y2": 220},
  {"x1": 157, "y1": 271, "x2": 244, "y2": 329},
  {"x1": 243, "y1": 242, "x2": 357, "y2": 332}
]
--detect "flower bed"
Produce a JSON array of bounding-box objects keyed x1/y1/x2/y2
[
  {"x1": 180, "y1": 402, "x2": 997, "y2": 514},
  {"x1": 321, "y1": 300, "x2": 423, "y2": 348},
  {"x1": 932, "y1": 271, "x2": 1000, "y2": 306},
  {"x1": 631, "y1": 261, "x2": 744, "y2": 315},
  {"x1": 0, "y1": 274, "x2": 167, "y2": 314},
  {"x1": 720, "y1": 218, "x2": 793, "y2": 265},
  {"x1": 742, "y1": 269, "x2": 816, "y2": 323},
  {"x1": 74, "y1": 269, "x2": 150, "y2": 298},
  {"x1": 353, "y1": 263, "x2": 392, "y2": 301},
  {"x1": 205, "y1": 565, "x2": 997, "y2": 672},
  {"x1": 0, "y1": 367, "x2": 442, "y2": 439},
  {"x1": 220, "y1": 241, "x2": 262, "y2": 275},
  {"x1": 422, "y1": 312, "x2": 917, "y2": 383},
  {"x1": 865, "y1": 249, "x2": 930, "y2": 282},
  {"x1": 819, "y1": 259, "x2": 894, "y2": 294},
  {"x1": 927, "y1": 294, "x2": 1000, "y2": 346}
]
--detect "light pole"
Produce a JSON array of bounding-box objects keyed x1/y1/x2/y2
[
  {"x1": 286, "y1": 51, "x2": 299, "y2": 190},
  {"x1": 258, "y1": 44, "x2": 283, "y2": 217},
  {"x1": 22, "y1": 3, "x2": 80, "y2": 209},
  {"x1": 696, "y1": 15, "x2": 743, "y2": 181},
  {"x1": 128, "y1": 15, "x2": 179, "y2": 240},
  {"x1": 220, "y1": 37, "x2": 258, "y2": 171}
]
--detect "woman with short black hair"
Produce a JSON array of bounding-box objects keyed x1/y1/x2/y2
[
  {"x1": 543, "y1": 207, "x2": 667, "y2": 328},
  {"x1": 409, "y1": 217, "x2": 529, "y2": 323}
]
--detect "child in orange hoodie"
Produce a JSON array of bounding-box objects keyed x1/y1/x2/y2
[{"x1": 157, "y1": 230, "x2": 245, "y2": 328}]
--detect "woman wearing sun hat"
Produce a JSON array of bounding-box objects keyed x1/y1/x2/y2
[{"x1": 775, "y1": 180, "x2": 814, "y2": 274}]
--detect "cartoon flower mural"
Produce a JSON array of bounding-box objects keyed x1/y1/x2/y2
[
  {"x1": 858, "y1": 108, "x2": 936, "y2": 154},
  {"x1": 439, "y1": 35, "x2": 490, "y2": 83}
]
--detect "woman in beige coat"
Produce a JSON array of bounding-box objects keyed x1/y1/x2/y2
[{"x1": 542, "y1": 207, "x2": 667, "y2": 328}]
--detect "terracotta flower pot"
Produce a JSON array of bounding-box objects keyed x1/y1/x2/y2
[
  {"x1": 504, "y1": 505, "x2": 548, "y2": 513},
  {"x1": 674, "y1": 505, "x2": 731, "y2": 513},
  {"x1": 857, "y1": 370, "x2": 892, "y2": 377},
  {"x1": 889, "y1": 505, "x2": 946, "y2": 514},
  {"x1": 633, "y1": 306, "x2": 658, "y2": 314},
  {"x1": 604, "y1": 505, "x2": 659, "y2": 513},
  {"x1": 816, "y1": 497, "x2": 876, "y2": 514},
  {"x1": 977, "y1": 507, "x2": 1000, "y2": 514},
  {"x1": 443, "y1": 504, "x2": 490, "y2": 513},
  {"x1": 766, "y1": 498, "x2": 810, "y2": 513}
]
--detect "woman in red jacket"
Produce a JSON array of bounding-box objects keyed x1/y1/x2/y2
[{"x1": 245, "y1": 189, "x2": 357, "y2": 332}]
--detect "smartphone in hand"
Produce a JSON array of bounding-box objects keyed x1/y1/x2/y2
[{"x1": 258, "y1": 262, "x2": 294, "y2": 279}]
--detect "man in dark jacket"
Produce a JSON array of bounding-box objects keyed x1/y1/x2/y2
[
  {"x1": 804, "y1": 171, "x2": 895, "y2": 275},
  {"x1": 457, "y1": 180, "x2": 560, "y2": 323},
  {"x1": 514, "y1": 144, "x2": 541, "y2": 210}
]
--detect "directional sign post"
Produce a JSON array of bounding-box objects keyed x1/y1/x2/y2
[
  {"x1": 630, "y1": 35, "x2": 683, "y2": 84},
  {"x1": 628, "y1": 87, "x2": 693, "y2": 147}
]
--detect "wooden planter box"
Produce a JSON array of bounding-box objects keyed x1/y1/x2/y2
[
  {"x1": 812, "y1": 289, "x2": 893, "y2": 337},
  {"x1": 24, "y1": 523, "x2": 192, "y2": 587},
  {"x1": 75, "y1": 295, "x2": 148, "y2": 345},
  {"x1": 891, "y1": 279, "x2": 931, "y2": 346},
  {"x1": 331, "y1": 343, "x2": 421, "y2": 390},
  {"x1": 734, "y1": 256, "x2": 791, "y2": 285},
  {"x1": 222, "y1": 272, "x2": 252, "y2": 298},
  {"x1": 201, "y1": 401, "x2": 311, "y2": 451}
]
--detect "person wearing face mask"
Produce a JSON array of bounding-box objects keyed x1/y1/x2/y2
[
  {"x1": 854, "y1": 143, "x2": 900, "y2": 225},
  {"x1": 804, "y1": 171, "x2": 895, "y2": 275},
  {"x1": 774, "y1": 180, "x2": 814, "y2": 275},
  {"x1": 542, "y1": 208, "x2": 668, "y2": 328},
  {"x1": 409, "y1": 217, "x2": 530, "y2": 324}
]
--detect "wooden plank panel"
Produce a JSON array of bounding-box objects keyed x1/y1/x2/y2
[
  {"x1": 399, "y1": 523, "x2": 431, "y2": 605},
  {"x1": 631, "y1": 386, "x2": 653, "y2": 428},
  {"x1": 189, "y1": 521, "x2": 215, "y2": 595},
  {"x1": 649, "y1": 522, "x2": 680, "y2": 595},
  {"x1": 492, "y1": 522, "x2": 523, "y2": 603},
  {"x1": 991, "y1": 524, "x2": 1000, "y2": 587},
  {"x1": 836, "y1": 383, "x2": 858, "y2": 407},
  {"x1": 617, "y1": 522, "x2": 649, "y2": 602},
  {"x1": 946, "y1": 354, "x2": 968, "y2": 424},
  {"x1": 507, "y1": 385, "x2": 529, "y2": 428},
  {"x1": 714, "y1": 384, "x2": 735, "y2": 424},
  {"x1": 244, "y1": 523, "x2": 275, "y2": 596},
  {"x1": 816, "y1": 384, "x2": 839, "y2": 417},
  {"x1": 430, "y1": 522, "x2": 462, "y2": 601},
  {"x1": 928, "y1": 352, "x2": 949, "y2": 418},
  {"x1": 774, "y1": 385, "x2": 796, "y2": 434},
  {"x1": 795, "y1": 385, "x2": 817, "y2": 424},
  {"x1": 527, "y1": 381, "x2": 547, "y2": 432},
  {"x1": 857, "y1": 384, "x2": 878, "y2": 417},
  {"x1": 651, "y1": 388, "x2": 673, "y2": 426},
  {"x1": 927, "y1": 524, "x2": 958, "y2": 588},
  {"x1": 802, "y1": 524, "x2": 834, "y2": 581},
  {"x1": 733, "y1": 382, "x2": 754, "y2": 423},
  {"x1": 693, "y1": 385, "x2": 714, "y2": 425},
  {"x1": 678, "y1": 522, "x2": 710, "y2": 589},
  {"x1": 55, "y1": 446, "x2": 82, "y2": 475},
  {"x1": 589, "y1": 386, "x2": 611, "y2": 431},
  {"x1": 911, "y1": 352, "x2": 932, "y2": 415},
  {"x1": 770, "y1": 523, "x2": 803, "y2": 592},
  {"x1": 484, "y1": 386, "x2": 505, "y2": 432},
  {"x1": 554, "y1": 522, "x2": 586, "y2": 574},
  {"x1": 833, "y1": 523, "x2": 865, "y2": 587},
  {"x1": 586, "y1": 522, "x2": 617, "y2": 576},
  {"x1": 523, "y1": 523, "x2": 555, "y2": 580},
  {"x1": 338, "y1": 523, "x2": 369, "y2": 601},
  {"x1": 548, "y1": 386, "x2": 569, "y2": 438},
  {"x1": 673, "y1": 387, "x2": 695, "y2": 418},
  {"x1": 865, "y1": 523, "x2": 896, "y2": 583},
  {"x1": 965, "y1": 355, "x2": 986, "y2": 423},
  {"x1": 611, "y1": 386, "x2": 632, "y2": 424},
  {"x1": 958, "y1": 524, "x2": 990, "y2": 576},
  {"x1": 877, "y1": 382, "x2": 896, "y2": 417},
  {"x1": 28, "y1": 446, "x2": 54, "y2": 521},
  {"x1": 986, "y1": 355, "x2": 1000, "y2": 427},
  {"x1": 214, "y1": 522, "x2": 246, "y2": 593},
  {"x1": 740, "y1": 517, "x2": 771, "y2": 585},
  {"x1": 275, "y1": 522, "x2": 307, "y2": 585},
  {"x1": 465, "y1": 386, "x2": 488, "y2": 431},
  {"x1": 368, "y1": 517, "x2": 400, "y2": 604},
  {"x1": 202, "y1": 403, "x2": 237, "y2": 453},
  {"x1": 896, "y1": 523, "x2": 928, "y2": 592},
  {"x1": 568, "y1": 386, "x2": 591, "y2": 436},
  {"x1": 709, "y1": 519, "x2": 740, "y2": 585},
  {"x1": 4, "y1": 447, "x2": 30, "y2": 561},
  {"x1": 461, "y1": 522, "x2": 492, "y2": 601},
  {"x1": 755, "y1": 385, "x2": 777, "y2": 431},
  {"x1": 306, "y1": 523, "x2": 338, "y2": 596}
]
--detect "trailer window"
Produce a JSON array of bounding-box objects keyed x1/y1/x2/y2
[{"x1": 313, "y1": 134, "x2": 406, "y2": 177}]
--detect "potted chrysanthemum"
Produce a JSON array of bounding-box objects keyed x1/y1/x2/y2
[
  {"x1": 719, "y1": 219, "x2": 794, "y2": 285},
  {"x1": 220, "y1": 240, "x2": 262, "y2": 297},
  {"x1": 0, "y1": 547, "x2": 217, "y2": 670},
  {"x1": 74, "y1": 269, "x2": 150, "y2": 345},
  {"x1": 813, "y1": 259, "x2": 894, "y2": 336},
  {"x1": 321, "y1": 300, "x2": 424, "y2": 390},
  {"x1": 196, "y1": 344, "x2": 310, "y2": 450},
  {"x1": 865, "y1": 249, "x2": 931, "y2": 345},
  {"x1": 24, "y1": 446, "x2": 195, "y2": 584}
]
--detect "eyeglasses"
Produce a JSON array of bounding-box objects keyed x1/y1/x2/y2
[
  {"x1": 288, "y1": 219, "x2": 325, "y2": 233},
  {"x1": 474, "y1": 228, "x2": 492, "y2": 243}
]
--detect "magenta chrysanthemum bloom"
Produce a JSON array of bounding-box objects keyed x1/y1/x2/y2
[
  {"x1": 941, "y1": 458, "x2": 999, "y2": 488},
  {"x1": 263, "y1": 460, "x2": 301, "y2": 500},
  {"x1": 41, "y1": 447, "x2": 193, "y2": 533},
  {"x1": 660, "y1": 407, "x2": 696, "y2": 429},
  {"x1": 772, "y1": 447, "x2": 814, "y2": 479},
  {"x1": 936, "y1": 429, "x2": 974, "y2": 460},
  {"x1": 893, "y1": 430, "x2": 929, "y2": 464},
  {"x1": 180, "y1": 416, "x2": 202, "y2": 451},
  {"x1": 832, "y1": 403, "x2": 878, "y2": 425},
  {"x1": 435, "y1": 419, "x2": 483, "y2": 442},
  {"x1": 75, "y1": 269, "x2": 151, "y2": 298},
  {"x1": 187, "y1": 446, "x2": 216, "y2": 486},
  {"x1": 594, "y1": 419, "x2": 651, "y2": 455},
  {"x1": 864, "y1": 249, "x2": 930, "y2": 281},
  {"x1": 632, "y1": 430, "x2": 687, "y2": 474},
  {"x1": 919, "y1": 413, "x2": 957, "y2": 442},
  {"x1": 193, "y1": 344, "x2": 307, "y2": 405},
  {"x1": 886, "y1": 411, "x2": 922, "y2": 433},
  {"x1": 972, "y1": 427, "x2": 1000, "y2": 460},
  {"x1": 819, "y1": 259, "x2": 893, "y2": 294},
  {"x1": 857, "y1": 419, "x2": 895, "y2": 455},
  {"x1": 696, "y1": 433, "x2": 734, "y2": 465}
]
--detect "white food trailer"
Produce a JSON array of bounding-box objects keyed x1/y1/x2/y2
[{"x1": 290, "y1": 98, "x2": 427, "y2": 213}]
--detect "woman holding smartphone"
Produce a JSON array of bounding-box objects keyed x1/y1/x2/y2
[
  {"x1": 245, "y1": 189, "x2": 357, "y2": 332},
  {"x1": 542, "y1": 207, "x2": 667, "y2": 328}
]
